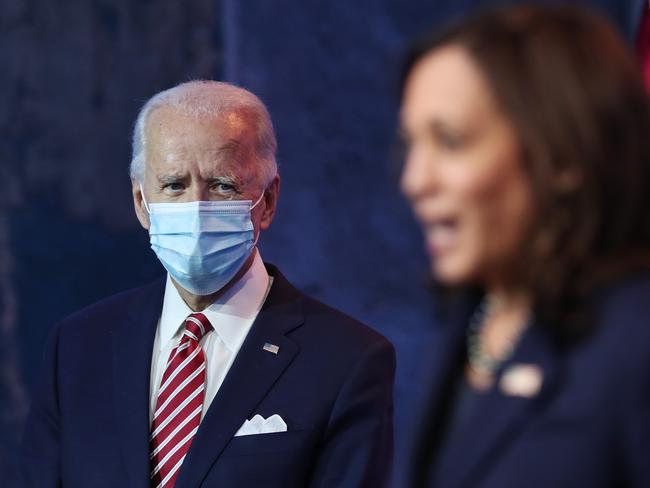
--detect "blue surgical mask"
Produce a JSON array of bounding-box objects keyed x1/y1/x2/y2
[{"x1": 141, "y1": 186, "x2": 265, "y2": 295}]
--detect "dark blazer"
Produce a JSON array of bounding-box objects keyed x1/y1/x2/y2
[
  {"x1": 404, "y1": 274, "x2": 650, "y2": 488},
  {"x1": 20, "y1": 264, "x2": 395, "y2": 488}
]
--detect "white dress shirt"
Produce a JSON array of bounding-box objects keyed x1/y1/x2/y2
[{"x1": 149, "y1": 251, "x2": 272, "y2": 422}]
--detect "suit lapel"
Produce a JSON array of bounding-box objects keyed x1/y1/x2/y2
[
  {"x1": 175, "y1": 267, "x2": 304, "y2": 488},
  {"x1": 407, "y1": 291, "x2": 476, "y2": 488},
  {"x1": 440, "y1": 321, "x2": 563, "y2": 488},
  {"x1": 112, "y1": 279, "x2": 166, "y2": 488}
]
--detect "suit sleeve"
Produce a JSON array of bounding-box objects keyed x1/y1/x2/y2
[
  {"x1": 19, "y1": 322, "x2": 63, "y2": 488},
  {"x1": 308, "y1": 338, "x2": 396, "y2": 488}
]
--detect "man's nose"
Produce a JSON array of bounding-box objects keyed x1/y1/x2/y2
[{"x1": 188, "y1": 183, "x2": 209, "y2": 202}]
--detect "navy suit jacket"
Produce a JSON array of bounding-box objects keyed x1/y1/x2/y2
[
  {"x1": 404, "y1": 274, "x2": 650, "y2": 488},
  {"x1": 20, "y1": 264, "x2": 395, "y2": 487}
]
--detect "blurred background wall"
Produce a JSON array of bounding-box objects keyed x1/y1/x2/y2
[{"x1": 1, "y1": 0, "x2": 644, "y2": 484}]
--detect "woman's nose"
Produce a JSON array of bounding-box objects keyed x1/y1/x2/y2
[{"x1": 400, "y1": 145, "x2": 437, "y2": 203}]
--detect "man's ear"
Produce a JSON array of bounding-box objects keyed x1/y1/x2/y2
[
  {"x1": 259, "y1": 175, "x2": 280, "y2": 231},
  {"x1": 132, "y1": 179, "x2": 150, "y2": 230}
]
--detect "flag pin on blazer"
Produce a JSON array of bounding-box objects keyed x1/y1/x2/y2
[
  {"x1": 263, "y1": 343, "x2": 280, "y2": 355},
  {"x1": 499, "y1": 363, "x2": 543, "y2": 398}
]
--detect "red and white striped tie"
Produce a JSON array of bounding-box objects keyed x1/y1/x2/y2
[{"x1": 149, "y1": 312, "x2": 213, "y2": 488}]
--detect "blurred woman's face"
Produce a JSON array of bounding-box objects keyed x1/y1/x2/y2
[{"x1": 400, "y1": 45, "x2": 534, "y2": 287}]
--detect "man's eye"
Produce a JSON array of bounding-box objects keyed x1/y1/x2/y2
[
  {"x1": 164, "y1": 182, "x2": 184, "y2": 192},
  {"x1": 213, "y1": 183, "x2": 236, "y2": 193}
]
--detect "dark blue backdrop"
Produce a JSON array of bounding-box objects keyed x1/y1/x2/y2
[{"x1": 1, "y1": 0, "x2": 644, "y2": 485}]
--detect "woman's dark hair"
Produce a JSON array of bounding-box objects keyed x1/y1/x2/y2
[{"x1": 403, "y1": 5, "x2": 650, "y2": 340}]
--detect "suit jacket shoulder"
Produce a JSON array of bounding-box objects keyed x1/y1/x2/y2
[{"x1": 56, "y1": 278, "x2": 165, "y2": 334}]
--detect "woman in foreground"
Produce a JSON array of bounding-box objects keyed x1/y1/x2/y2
[{"x1": 399, "y1": 5, "x2": 650, "y2": 487}]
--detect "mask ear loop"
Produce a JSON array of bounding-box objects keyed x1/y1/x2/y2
[
  {"x1": 250, "y1": 190, "x2": 265, "y2": 211},
  {"x1": 139, "y1": 184, "x2": 152, "y2": 214},
  {"x1": 250, "y1": 190, "x2": 266, "y2": 247}
]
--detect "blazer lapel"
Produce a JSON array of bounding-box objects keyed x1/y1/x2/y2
[
  {"x1": 175, "y1": 267, "x2": 304, "y2": 488},
  {"x1": 112, "y1": 279, "x2": 166, "y2": 488},
  {"x1": 440, "y1": 321, "x2": 563, "y2": 488},
  {"x1": 407, "y1": 290, "x2": 477, "y2": 488}
]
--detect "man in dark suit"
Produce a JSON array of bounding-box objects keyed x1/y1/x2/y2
[{"x1": 20, "y1": 80, "x2": 395, "y2": 488}]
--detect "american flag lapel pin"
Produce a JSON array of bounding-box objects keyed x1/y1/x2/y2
[{"x1": 263, "y1": 342, "x2": 280, "y2": 355}]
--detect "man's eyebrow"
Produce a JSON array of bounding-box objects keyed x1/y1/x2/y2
[
  {"x1": 207, "y1": 174, "x2": 239, "y2": 185},
  {"x1": 157, "y1": 173, "x2": 187, "y2": 184}
]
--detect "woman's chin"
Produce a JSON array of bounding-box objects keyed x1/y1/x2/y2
[{"x1": 431, "y1": 260, "x2": 475, "y2": 287}]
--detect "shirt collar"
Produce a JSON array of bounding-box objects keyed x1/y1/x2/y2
[{"x1": 158, "y1": 250, "x2": 271, "y2": 351}]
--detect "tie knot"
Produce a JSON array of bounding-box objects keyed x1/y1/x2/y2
[{"x1": 183, "y1": 313, "x2": 213, "y2": 342}]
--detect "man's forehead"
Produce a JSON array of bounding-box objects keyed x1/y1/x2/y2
[
  {"x1": 222, "y1": 110, "x2": 251, "y2": 136},
  {"x1": 147, "y1": 105, "x2": 254, "y2": 137},
  {"x1": 146, "y1": 104, "x2": 257, "y2": 162}
]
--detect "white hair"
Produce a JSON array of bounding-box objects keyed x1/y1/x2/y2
[{"x1": 130, "y1": 80, "x2": 278, "y2": 187}]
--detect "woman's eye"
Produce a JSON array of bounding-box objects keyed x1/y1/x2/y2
[
  {"x1": 437, "y1": 131, "x2": 465, "y2": 150},
  {"x1": 425, "y1": 121, "x2": 467, "y2": 151}
]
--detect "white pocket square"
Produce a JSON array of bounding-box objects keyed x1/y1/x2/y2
[{"x1": 234, "y1": 414, "x2": 287, "y2": 437}]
